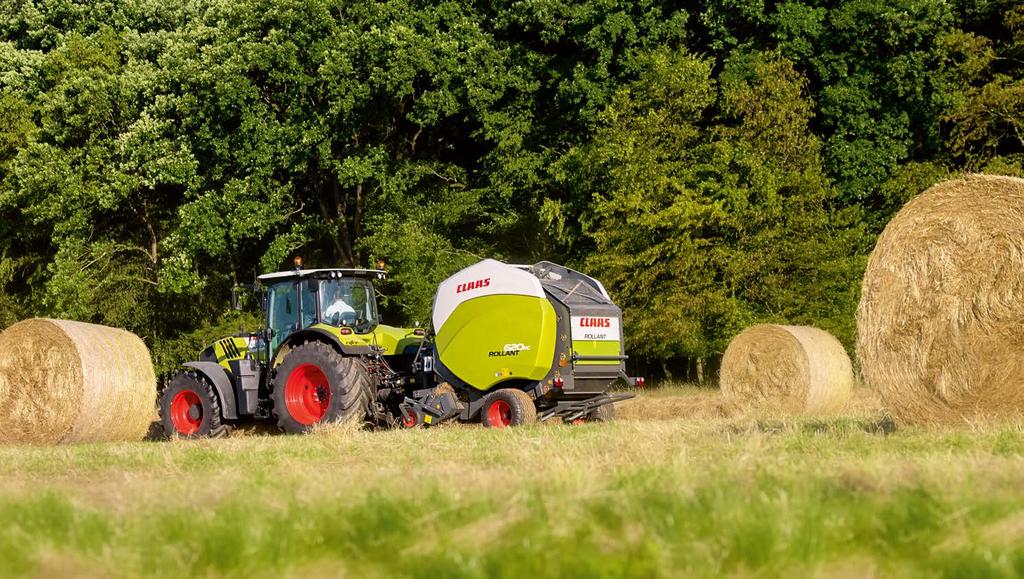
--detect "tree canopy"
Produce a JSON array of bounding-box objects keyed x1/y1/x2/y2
[{"x1": 1, "y1": 0, "x2": 1021, "y2": 376}]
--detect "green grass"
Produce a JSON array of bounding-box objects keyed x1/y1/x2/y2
[{"x1": 1, "y1": 388, "x2": 1023, "y2": 578}]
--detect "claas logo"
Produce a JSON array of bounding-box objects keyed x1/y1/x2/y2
[
  {"x1": 456, "y1": 278, "x2": 490, "y2": 293},
  {"x1": 579, "y1": 317, "x2": 611, "y2": 328}
]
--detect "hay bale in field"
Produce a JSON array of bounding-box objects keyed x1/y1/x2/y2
[
  {"x1": 857, "y1": 174, "x2": 1024, "y2": 424},
  {"x1": 0, "y1": 318, "x2": 155, "y2": 444},
  {"x1": 720, "y1": 324, "x2": 853, "y2": 415}
]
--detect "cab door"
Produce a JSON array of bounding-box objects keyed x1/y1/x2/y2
[{"x1": 267, "y1": 281, "x2": 297, "y2": 357}]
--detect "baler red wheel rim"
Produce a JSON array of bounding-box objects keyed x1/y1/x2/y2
[
  {"x1": 285, "y1": 363, "x2": 331, "y2": 425},
  {"x1": 401, "y1": 409, "x2": 417, "y2": 428},
  {"x1": 486, "y1": 399, "x2": 513, "y2": 428},
  {"x1": 170, "y1": 390, "x2": 203, "y2": 435}
]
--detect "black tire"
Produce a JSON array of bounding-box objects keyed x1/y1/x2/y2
[
  {"x1": 159, "y1": 372, "x2": 229, "y2": 439},
  {"x1": 271, "y1": 341, "x2": 373, "y2": 433},
  {"x1": 481, "y1": 388, "x2": 537, "y2": 428},
  {"x1": 587, "y1": 403, "x2": 616, "y2": 422}
]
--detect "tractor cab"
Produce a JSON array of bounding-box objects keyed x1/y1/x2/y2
[
  {"x1": 257, "y1": 267, "x2": 386, "y2": 358},
  {"x1": 162, "y1": 263, "x2": 423, "y2": 438}
]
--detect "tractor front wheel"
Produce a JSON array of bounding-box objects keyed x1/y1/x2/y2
[
  {"x1": 481, "y1": 388, "x2": 537, "y2": 428},
  {"x1": 271, "y1": 342, "x2": 373, "y2": 433},
  {"x1": 159, "y1": 372, "x2": 228, "y2": 439}
]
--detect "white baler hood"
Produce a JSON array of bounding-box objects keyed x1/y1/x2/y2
[{"x1": 431, "y1": 259, "x2": 545, "y2": 332}]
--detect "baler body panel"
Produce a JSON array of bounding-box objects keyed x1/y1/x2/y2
[
  {"x1": 433, "y1": 258, "x2": 628, "y2": 397},
  {"x1": 533, "y1": 263, "x2": 626, "y2": 393},
  {"x1": 433, "y1": 259, "x2": 560, "y2": 391},
  {"x1": 570, "y1": 315, "x2": 623, "y2": 366},
  {"x1": 434, "y1": 294, "x2": 557, "y2": 390}
]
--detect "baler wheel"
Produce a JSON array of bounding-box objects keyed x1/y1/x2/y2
[
  {"x1": 158, "y1": 372, "x2": 228, "y2": 439},
  {"x1": 401, "y1": 408, "x2": 418, "y2": 428},
  {"x1": 481, "y1": 388, "x2": 537, "y2": 428}
]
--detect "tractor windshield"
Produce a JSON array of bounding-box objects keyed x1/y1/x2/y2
[{"x1": 320, "y1": 279, "x2": 378, "y2": 331}]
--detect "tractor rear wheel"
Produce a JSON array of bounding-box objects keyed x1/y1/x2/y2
[
  {"x1": 159, "y1": 372, "x2": 228, "y2": 439},
  {"x1": 481, "y1": 388, "x2": 537, "y2": 428},
  {"x1": 271, "y1": 341, "x2": 373, "y2": 433}
]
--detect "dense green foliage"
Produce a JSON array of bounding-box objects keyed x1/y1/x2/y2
[{"x1": 1, "y1": 0, "x2": 1022, "y2": 372}]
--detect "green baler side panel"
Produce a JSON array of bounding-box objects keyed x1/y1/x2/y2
[
  {"x1": 573, "y1": 340, "x2": 621, "y2": 365},
  {"x1": 435, "y1": 294, "x2": 557, "y2": 391}
]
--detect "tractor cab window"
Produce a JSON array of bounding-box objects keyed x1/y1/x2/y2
[
  {"x1": 299, "y1": 281, "x2": 316, "y2": 329},
  {"x1": 267, "y1": 281, "x2": 297, "y2": 352},
  {"x1": 320, "y1": 279, "x2": 378, "y2": 332}
]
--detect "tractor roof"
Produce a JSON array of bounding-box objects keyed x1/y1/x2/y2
[{"x1": 257, "y1": 268, "x2": 386, "y2": 283}]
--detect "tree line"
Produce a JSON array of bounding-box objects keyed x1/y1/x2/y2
[{"x1": 1, "y1": 0, "x2": 1021, "y2": 378}]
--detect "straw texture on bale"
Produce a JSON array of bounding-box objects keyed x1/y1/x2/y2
[
  {"x1": 720, "y1": 324, "x2": 853, "y2": 415},
  {"x1": 0, "y1": 318, "x2": 155, "y2": 444},
  {"x1": 857, "y1": 174, "x2": 1024, "y2": 424}
]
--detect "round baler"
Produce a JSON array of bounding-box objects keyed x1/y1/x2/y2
[{"x1": 417, "y1": 259, "x2": 637, "y2": 425}]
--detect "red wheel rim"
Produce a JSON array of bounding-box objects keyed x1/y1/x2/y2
[
  {"x1": 401, "y1": 409, "x2": 417, "y2": 428},
  {"x1": 486, "y1": 399, "x2": 513, "y2": 428},
  {"x1": 285, "y1": 363, "x2": 331, "y2": 425},
  {"x1": 170, "y1": 390, "x2": 203, "y2": 435}
]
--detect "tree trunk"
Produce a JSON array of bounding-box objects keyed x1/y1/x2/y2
[
  {"x1": 696, "y1": 357, "x2": 705, "y2": 385},
  {"x1": 661, "y1": 359, "x2": 673, "y2": 382},
  {"x1": 353, "y1": 183, "x2": 364, "y2": 265},
  {"x1": 330, "y1": 178, "x2": 355, "y2": 266}
]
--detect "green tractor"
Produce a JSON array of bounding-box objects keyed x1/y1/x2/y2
[{"x1": 159, "y1": 259, "x2": 641, "y2": 438}]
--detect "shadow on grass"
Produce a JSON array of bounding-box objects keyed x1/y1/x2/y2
[{"x1": 724, "y1": 415, "x2": 899, "y2": 437}]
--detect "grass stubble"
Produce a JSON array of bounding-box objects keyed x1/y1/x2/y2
[{"x1": 0, "y1": 385, "x2": 1021, "y2": 578}]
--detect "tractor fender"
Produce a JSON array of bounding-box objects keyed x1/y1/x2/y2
[
  {"x1": 279, "y1": 328, "x2": 374, "y2": 358},
  {"x1": 183, "y1": 361, "x2": 239, "y2": 420}
]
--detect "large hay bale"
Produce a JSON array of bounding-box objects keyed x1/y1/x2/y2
[
  {"x1": 720, "y1": 324, "x2": 853, "y2": 415},
  {"x1": 0, "y1": 318, "x2": 155, "y2": 444},
  {"x1": 857, "y1": 174, "x2": 1024, "y2": 424}
]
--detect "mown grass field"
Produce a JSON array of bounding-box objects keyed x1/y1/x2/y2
[{"x1": 1, "y1": 386, "x2": 1023, "y2": 578}]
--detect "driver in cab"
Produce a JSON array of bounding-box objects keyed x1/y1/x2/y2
[{"x1": 323, "y1": 285, "x2": 355, "y2": 325}]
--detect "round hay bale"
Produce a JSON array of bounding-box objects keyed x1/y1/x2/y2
[
  {"x1": 857, "y1": 174, "x2": 1024, "y2": 424},
  {"x1": 720, "y1": 324, "x2": 853, "y2": 415},
  {"x1": 0, "y1": 318, "x2": 155, "y2": 444}
]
